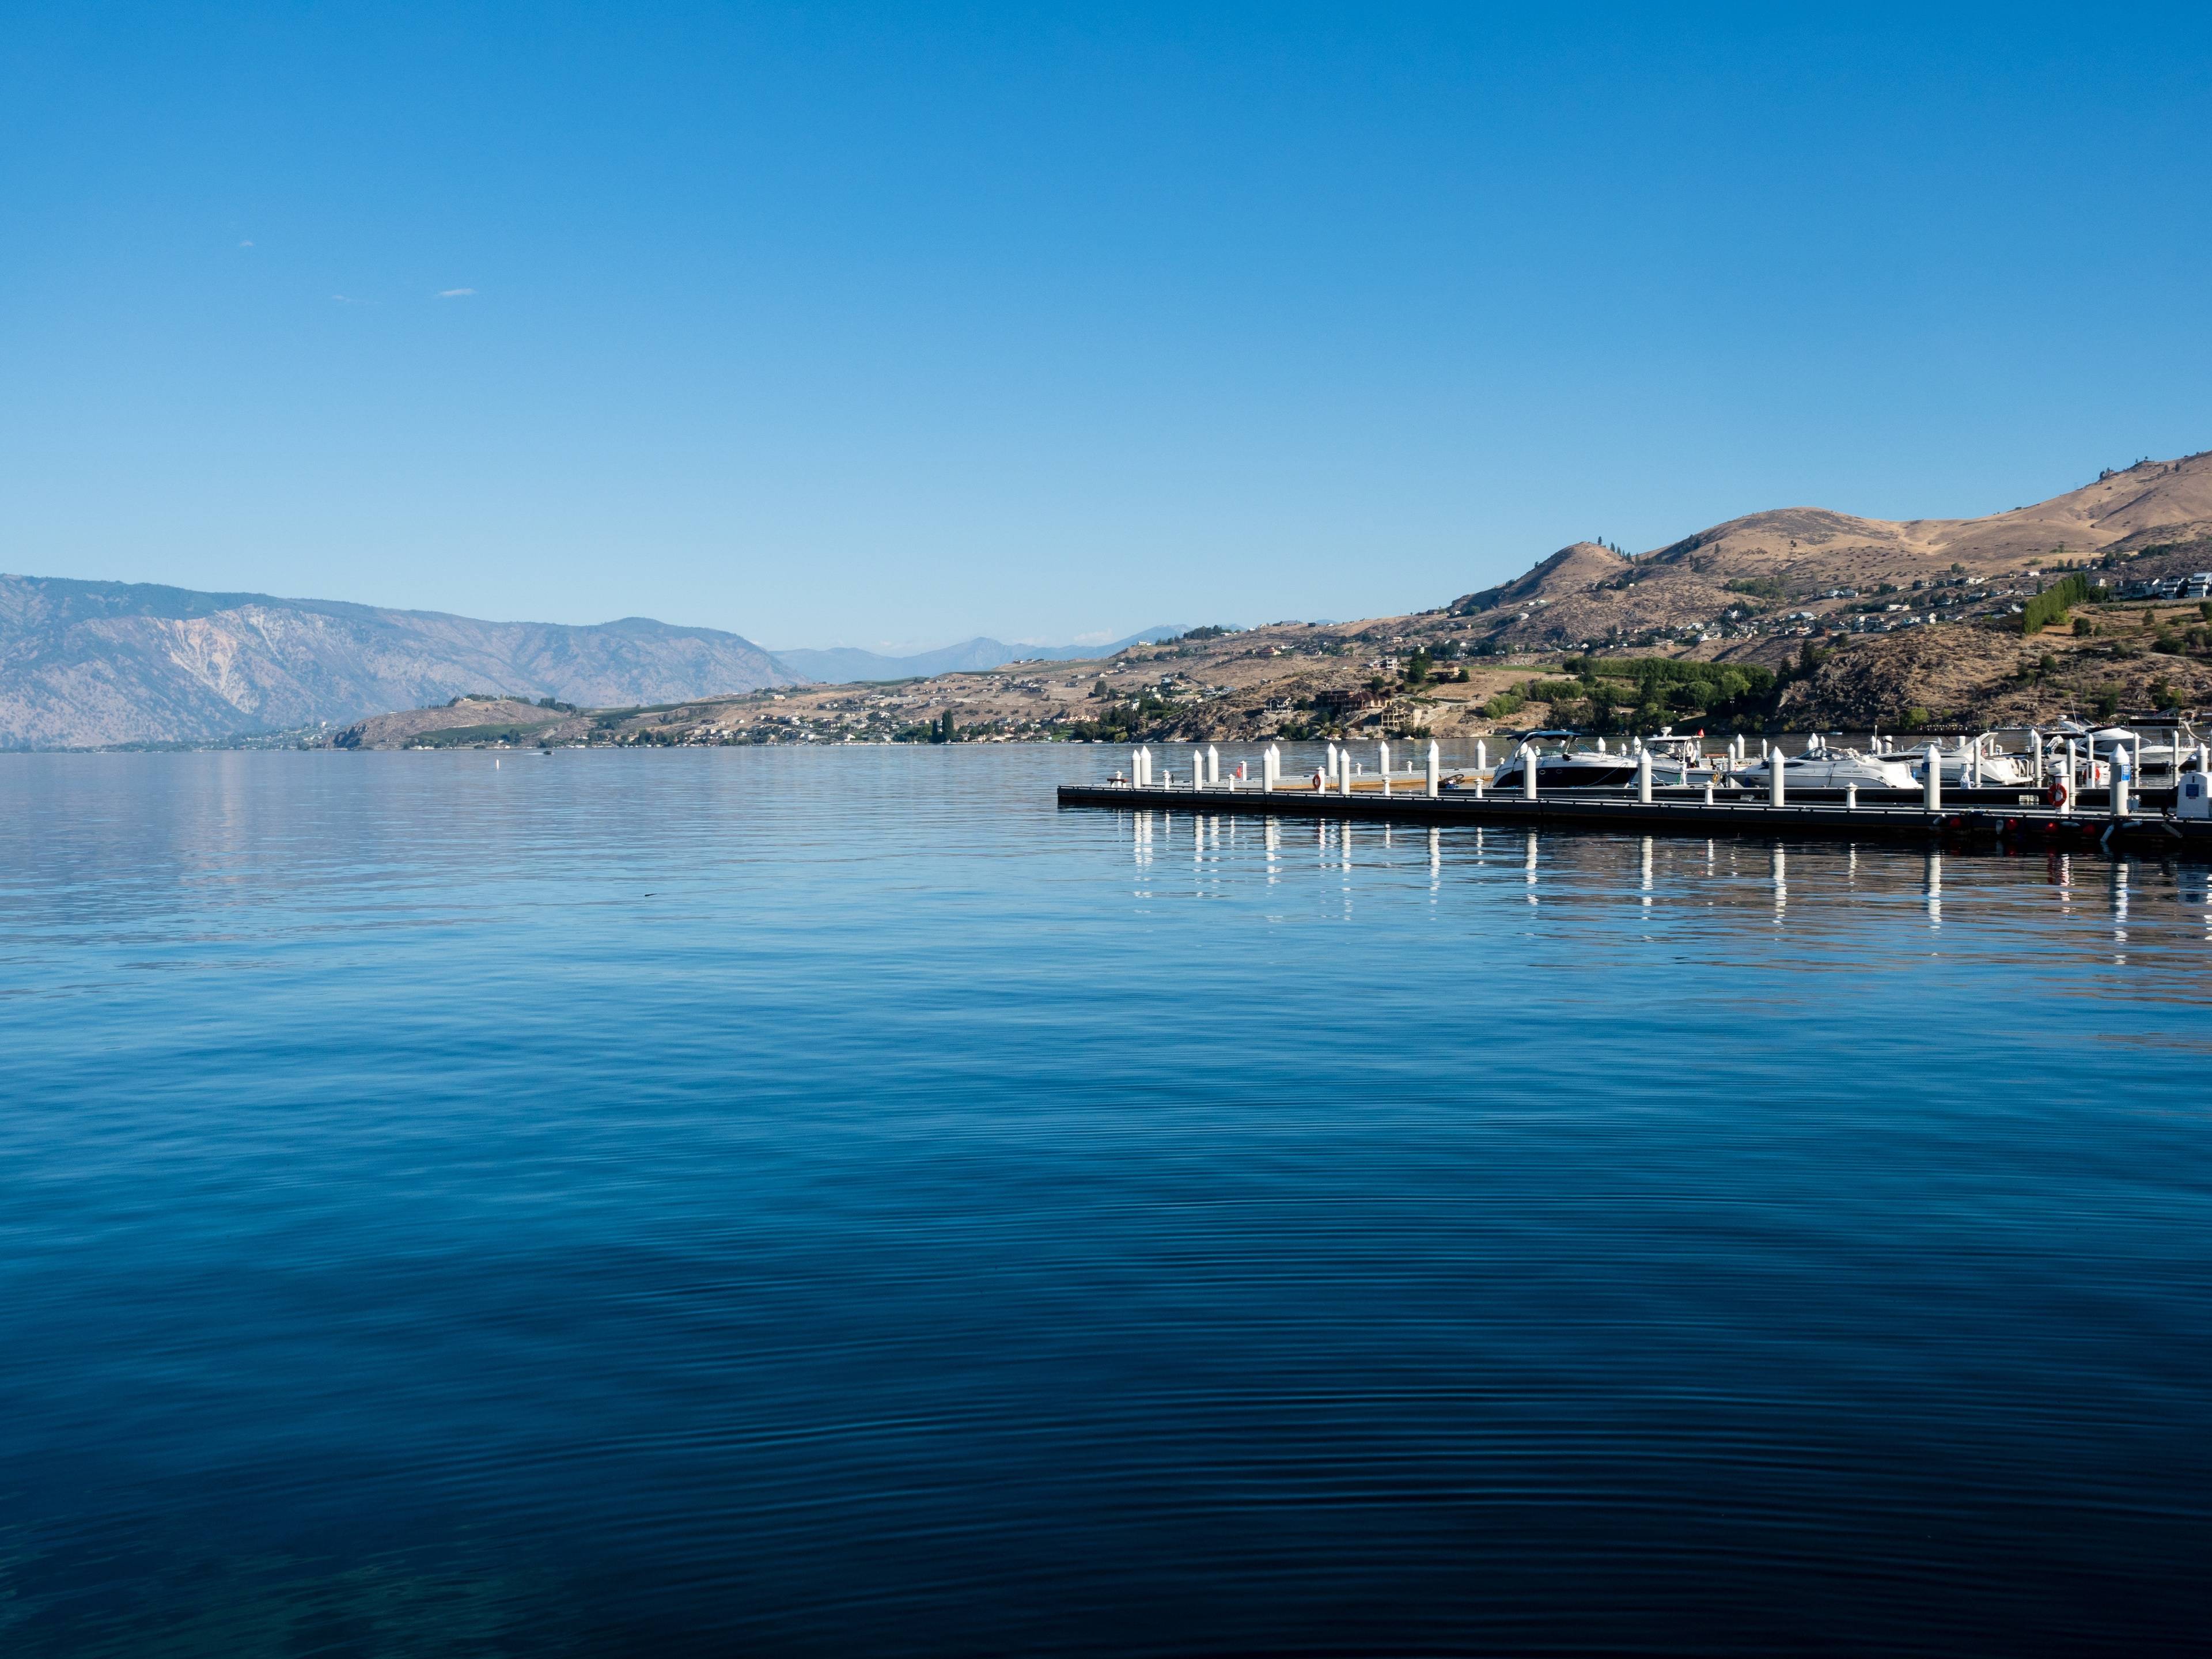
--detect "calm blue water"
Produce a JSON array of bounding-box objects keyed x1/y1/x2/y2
[{"x1": 1, "y1": 747, "x2": 2207, "y2": 1656}]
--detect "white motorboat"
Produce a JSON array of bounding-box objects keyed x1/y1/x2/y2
[
  {"x1": 1733, "y1": 738, "x2": 1918, "y2": 791},
  {"x1": 2028, "y1": 722, "x2": 2111, "y2": 787},
  {"x1": 1914, "y1": 734, "x2": 2033, "y2": 788},
  {"x1": 1483, "y1": 732, "x2": 1652, "y2": 791},
  {"x1": 2092, "y1": 724, "x2": 2205, "y2": 778}
]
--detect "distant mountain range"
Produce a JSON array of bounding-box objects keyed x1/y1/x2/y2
[
  {"x1": 0, "y1": 576, "x2": 790, "y2": 749},
  {"x1": 771, "y1": 627, "x2": 1195, "y2": 683},
  {"x1": 0, "y1": 574, "x2": 1202, "y2": 749}
]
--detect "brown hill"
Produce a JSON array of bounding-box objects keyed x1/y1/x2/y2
[
  {"x1": 333, "y1": 696, "x2": 589, "y2": 749},
  {"x1": 1451, "y1": 450, "x2": 2212, "y2": 650}
]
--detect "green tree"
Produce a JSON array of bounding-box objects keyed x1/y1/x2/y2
[{"x1": 2022, "y1": 574, "x2": 2091, "y2": 635}]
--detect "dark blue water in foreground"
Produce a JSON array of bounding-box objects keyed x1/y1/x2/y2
[{"x1": 2, "y1": 747, "x2": 2207, "y2": 1656}]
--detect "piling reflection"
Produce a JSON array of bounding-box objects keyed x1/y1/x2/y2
[{"x1": 1109, "y1": 811, "x2": 2212, "y2": 981}]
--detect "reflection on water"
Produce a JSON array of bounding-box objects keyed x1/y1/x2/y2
[{"x1": 0, "y1": 747, "x2": 2208, "y2": 1656}]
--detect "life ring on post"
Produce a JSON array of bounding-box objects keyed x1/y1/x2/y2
[{"x1": 2044, "y1": 778, "x2": 2070, "y2": 810}]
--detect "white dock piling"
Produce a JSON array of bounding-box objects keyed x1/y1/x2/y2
[
  {"x1": 1378, "y1": 740, "x2": 1391, "y2": 797},
  {"x1": 1522, "y1": 747, "x2": 1539, "y2": 801},
  {"x1": 1206, "y1": 745, "x2": 1219, "y2": 786},
  {"x1": 2062, "y1": 740, "x2": 2075, "y2": 814},
  {"x1": 1339, "y1": 757, "x2": 1353, "y2": 798},
  {"x1": 1770, "y1": 744, "x2": 1785, "y2": 807},
  {"x1": 1845, "y1": 782, "x2": 1858, "y2": 811},
  {"x1": 2112, "y1": 767, "x2": 2129, "y2": 819},
  {"x1": 1923, "y1": 744, "x2": 1941, "y2": 812},
  {"x1": 1191, "y1": 746, "x2": 1205, "y2": 790},
  {"x1": 1425, "y1": 740, "x2": 1440, "y2": 799},
  {"x1": 1476, "y1": 740, "x2": 1488, "y2": 772},
  {"x1": 1638, "y1": 748, "x2": 1653, "y2": 804}
]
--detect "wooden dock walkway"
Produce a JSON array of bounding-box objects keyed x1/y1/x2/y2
[{"x1": 1057, "y1": 783, "x2": 2212, "y2": 856}]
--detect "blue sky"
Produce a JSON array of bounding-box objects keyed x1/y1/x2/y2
[{"x1": 3, "y1": 3, "x2": 2209, "y2": 651}]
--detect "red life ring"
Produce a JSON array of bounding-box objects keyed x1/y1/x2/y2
[{"x1": 2044, "y1": 779, "x2": 2069, "y2": 809}]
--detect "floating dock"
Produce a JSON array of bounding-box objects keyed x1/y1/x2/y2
[{"x1": 1057, "y1": 782, "x2": 2212, "y2": 856}]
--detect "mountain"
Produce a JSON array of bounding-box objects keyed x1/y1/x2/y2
[
  {"x1": 1451, "y1": 451, "x2": 2212, "y2": 649},
  {"x1": 0, "y1": 575, "x2": 793, "y2": 749},
  {"x1": 772, "y1": 637, "x2": 1030, "y2": 682},
  {"x1": 773, "y1": 626, "x2": 1195, "y2": 683}
]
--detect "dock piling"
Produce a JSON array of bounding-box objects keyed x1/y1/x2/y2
[
  {"x1": 1426, "y1": 740, "x2": 1440, "y2": 800},
  {"x1": 1923, "y1": 744, "x2": 1941, "y2": 812},
  {"x1": 1638, "y1": 748, "x2": 1653, "y2": 804}
]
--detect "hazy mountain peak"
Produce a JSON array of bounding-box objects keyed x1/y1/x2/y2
[{"x1": 0, "y1": 574, "x2": 792, "y2": 749}]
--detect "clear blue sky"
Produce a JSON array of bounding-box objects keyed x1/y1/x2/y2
[{"x1": 4, "y1": 3, "x2": 2209, "y2": 651}]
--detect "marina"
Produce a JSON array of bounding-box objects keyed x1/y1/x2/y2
[{"x1": 1062, "y1": 729, "x2": 2212, "y2": 855}]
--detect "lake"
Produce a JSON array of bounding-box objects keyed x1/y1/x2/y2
[{"x1": 1, "y1": 745, "x2": 2207, "y2": 1655}]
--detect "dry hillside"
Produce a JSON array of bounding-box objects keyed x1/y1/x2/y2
[{"x1": 1450, "y1": 451, "x2": 2212, "y2": 652}]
